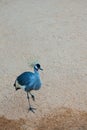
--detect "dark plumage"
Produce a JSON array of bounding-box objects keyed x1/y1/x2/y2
[{"x1": 14, "y1": 63, "x2": 43, "y2": 113}]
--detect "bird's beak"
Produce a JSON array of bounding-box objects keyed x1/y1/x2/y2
[{"x1": 40, "y1": 68, "x2": 43, "y2": 71}]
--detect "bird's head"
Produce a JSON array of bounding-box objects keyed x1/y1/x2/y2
[{"x1": 34, "y1": 64, "x2": 43, "y2": 71}]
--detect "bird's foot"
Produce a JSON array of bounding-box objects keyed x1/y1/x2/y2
[
  {"x1": 31, "y1": 95, "x2": 35, "y2": 101},
  {"x1": 28, "y1": 106, "x2": 36, "y2": 113}
]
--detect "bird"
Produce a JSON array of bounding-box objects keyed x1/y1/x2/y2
[{"x1": 14, "y1": 63, "x2": 43, "y2": 113}]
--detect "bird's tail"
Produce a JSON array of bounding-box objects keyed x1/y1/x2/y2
[
  {"x1": 13, "y1": 80, "x2": 21, "y2": 90},
  {"x1": 14, "y1": 82, "x2": 16, "y2": 87}
]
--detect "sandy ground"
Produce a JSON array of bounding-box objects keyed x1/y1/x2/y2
[{"x1": 0, "y1": 0, "x2": 87, "y2": 129}]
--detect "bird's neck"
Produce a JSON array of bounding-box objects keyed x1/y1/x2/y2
[{"x1": 34, "y1": 69, "x2": 39, "y2": 75}]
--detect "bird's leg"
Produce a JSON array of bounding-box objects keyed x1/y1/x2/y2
[
  {"x1": 27, "y1": 92, "x2": 36, "y2": 113},
  {"x1": 27, "y1": 92, "x2": 31, "y2": 107},
  {"x1": 29, "y1": 92, "x2": 35, "y2": 101}
]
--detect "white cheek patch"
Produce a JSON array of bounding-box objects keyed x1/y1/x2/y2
[
  {"x1": 16, "y1": 80, "x2": 26, "y2": 90},
  {"x1": 35, "y1": 65, "x2": 38, "y2": 70}
]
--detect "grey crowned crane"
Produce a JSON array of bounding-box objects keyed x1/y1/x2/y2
[{"x1": 14, "y1": 64, "x2": 43, "y2": 113}]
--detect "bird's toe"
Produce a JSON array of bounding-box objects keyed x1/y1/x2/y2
[{"x1": 29, "y1": 107, "x2": 36, "y2": 113}]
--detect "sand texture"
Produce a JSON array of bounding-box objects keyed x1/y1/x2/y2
[{"x1": 0, "y1": 0, "x2": 87, "y2": 129}]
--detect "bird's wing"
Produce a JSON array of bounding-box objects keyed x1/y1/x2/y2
[{"x1": 16, "y1": 72, "x2": 34, "y2": 86}]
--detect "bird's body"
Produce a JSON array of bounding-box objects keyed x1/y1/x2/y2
[
  {"x1": 14, "y1": 64, "x2": 43, "y2": 113},
  {"x1": 15, "y1": 71, "x2": 41, "y2": 91}
]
